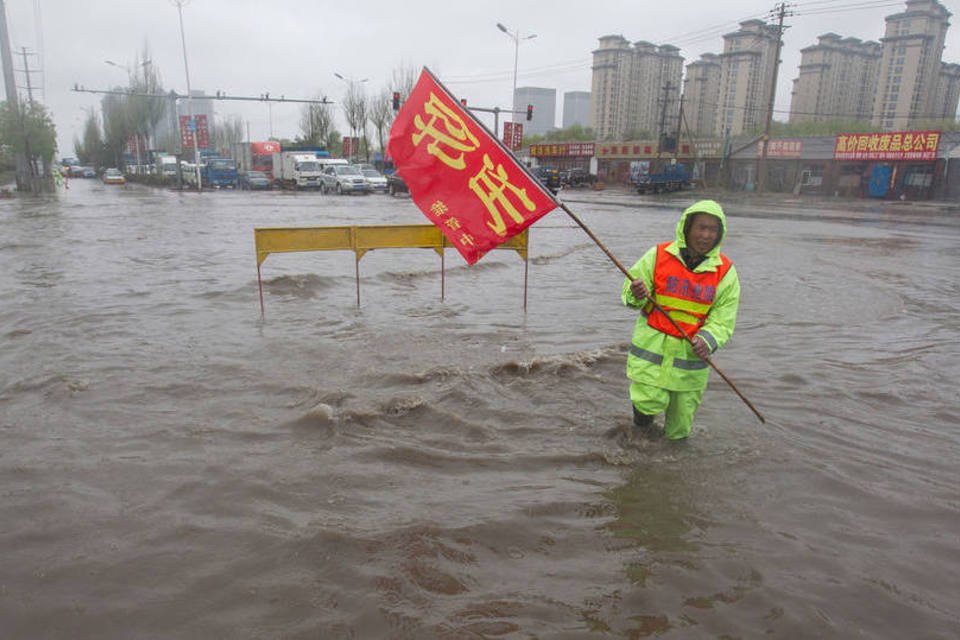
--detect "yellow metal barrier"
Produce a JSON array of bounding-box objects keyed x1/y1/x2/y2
[{"x1": 254, "y1": 225, "x2": 529, "y2": 314}]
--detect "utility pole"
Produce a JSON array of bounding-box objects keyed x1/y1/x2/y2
[
  {"x1": 675, "y1": 93, "x2": 684, "y2": 162},
  {"x1": 19, "y1": 47, "x2": 35, "y2": 106},
  {"x1": 0, "y1": 0, "x2": 31, "y2": 192},
  {"x1": 756, "y1": 2, "x2": 791, "y2": 194},
  {"x1": 656, "y1": 81, "x2": 675, "y2": 168},
  {"x1": 18, "y1": 46, "x2": 41, "y2": 182},
  {"x1": 172, "y1": 0, "x2": 202, "y2": 192}
]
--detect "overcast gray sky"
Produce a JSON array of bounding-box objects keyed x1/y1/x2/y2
[{"x1": 3, "y1": 0, "x2": 959, "y2": 157}]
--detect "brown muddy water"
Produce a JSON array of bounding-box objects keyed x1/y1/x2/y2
[{"x1": 1, "y1": 179, "x2": 957, "y2": 638}]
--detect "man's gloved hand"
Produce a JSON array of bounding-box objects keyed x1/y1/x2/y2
[
  {"x1": 630, "y1": 279, "x2": 649, "y2": 299},
  {"x1": 691, "y1": 336, "x2": 711, "y2": 360}
]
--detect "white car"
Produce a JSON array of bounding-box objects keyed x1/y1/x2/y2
[
  {"x1": 361, "y1": 168, "x2": 388, "y2": 193},
  {"x1": 320, "y1": 164, "x2": 370, "y2": 195}
]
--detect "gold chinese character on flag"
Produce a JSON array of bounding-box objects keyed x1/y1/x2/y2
[
  {"x1": 387, "y1": 68, "x2": 557, "y2": 264},
  {"x1": 411, "y1": 93, "x2": 480, "y2": 170}
]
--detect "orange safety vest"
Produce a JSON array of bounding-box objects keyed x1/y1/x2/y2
[{"x1": 644, "y1": 242, "x2": 732, "y2": 339}]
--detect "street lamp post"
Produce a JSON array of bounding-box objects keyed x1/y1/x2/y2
[
  {"x1": 171, "y1": 0, "x2": 202, "y2": 191},
  {"x1": 496, "y1": 22, "x2": 536, "y2": 137},
  {"x1": 334, "y1": 72, "x2": 368, "y2": 162}
]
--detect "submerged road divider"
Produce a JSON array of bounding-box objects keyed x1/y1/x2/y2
[{"x1": 254, "y1": 225, "x2": 529, "y2": 316}]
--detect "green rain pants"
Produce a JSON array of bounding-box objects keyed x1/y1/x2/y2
[{"x1": 630, "y1": 382, "x2": 705, "y2": 440}]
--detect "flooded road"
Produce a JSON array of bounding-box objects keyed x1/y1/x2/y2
[{"x1": 2, "y1": 179, "x2": 958, "y2": 638}]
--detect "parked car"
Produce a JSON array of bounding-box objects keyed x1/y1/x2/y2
[
  {"x1": 71, "y1": 165, "x2": 96, "y2": 178},
  {"x1": 239, "y1": 170, "x2": 272, "y2": 190},
  {"x1": 560, "y1": 167, "x2": 595, "y2": 188},
  {"x1": 361, "y1": 168, "x2": 388, "y2": 193},
  {"x1": 102, "y1": 168, "x2": 126, "y2": 185},
  {"x1": 386, "y1": 172, "x2": 408, "y2": 196},
  {"x1": 320, "y1": 164, "x2": 370, "y2": 195},
  {"x1": 66, "y1": 164, "x2": 97, "y2": 178},
  {"x1": 532, "y1": 167, "x2": 561, "y2": 194}
]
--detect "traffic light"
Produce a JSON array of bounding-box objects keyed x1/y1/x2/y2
[
  {"x1": 526, "y1": 104, "x2": 533, "y2": 121},
  {"x1": 392, "y1": 92, "x2": 400, "y2": 111}
]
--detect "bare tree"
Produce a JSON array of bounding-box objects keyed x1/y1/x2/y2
[
  {"x1": 298, "y1": 99, "x2": 334, "y2": 146},
  {"x1": 391, "y1": 64, "x2": 419, "y2": 101},
  {"x1": 212, "y1": 115, "x2": 244, "y2": 156},
  {"x1": 341, "y1": 82, "x2": 368, "y2": 162},
  {"x1": 101, "y1": 93, "x2": 128, "y2": 169},
  {"x1": 368, "y1": 88, "x2": 394, "y2": 162},
  {"x1": 126, "y1": 44, "x2": 165, "y2": 167}
]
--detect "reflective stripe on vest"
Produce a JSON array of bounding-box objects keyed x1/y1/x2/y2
[
  {"x1": 630, "y1": 344, "x2": 707, "y2": 370},
  {"x1": 644, "y1": 242, "x2": 731, "y2": 339}
]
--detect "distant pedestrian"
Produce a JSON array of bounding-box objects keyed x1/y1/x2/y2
[{"x1": 621, "y1": 199, "x2": 741, "y2": 440}]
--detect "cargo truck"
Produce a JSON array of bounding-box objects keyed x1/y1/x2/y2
[
  {"x1": 232, "y1": 141, "x2": 281, "y2": 179},
  {"x1": 155, "y1": 155, "x2": 178, "y2": 180},
  {"x1": 630, "y1": 160, "x2": 690, "y2": 194},
  {"x1": 201, "y1": 157, "x2": 239, "y2": 188},
  {"x1": 272, "y1": 151, "x2": 323, "y2": 190}
]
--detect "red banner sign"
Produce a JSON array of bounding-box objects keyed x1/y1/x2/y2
[
  {"x1": 179, "y1": 114, "x2": 209, "y2": 150},
  {"x1": 834, "y1": 130, "x2": 940, "y2": 161},
  {"x1": 126, "y1": 134, "x2": 147, "y2": 155},
  {"x1": 503, "y1": 122, "x2": 523, "y2": 150},
  {"x1": 386, "y1": 68, "x2": 557, "y2": 265}
]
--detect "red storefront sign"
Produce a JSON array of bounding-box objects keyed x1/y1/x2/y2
[
  {"x1": 529, "y1": 142, "x2": 596, "y2": 158},
  {"x1": 834, "y1": 131, "x2": 940, "y2": 161},
  {"x1": 758, "y1": 139, "x2": 803, "y2": 157}
]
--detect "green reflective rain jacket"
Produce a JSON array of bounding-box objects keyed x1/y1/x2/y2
[{"x1": 621, "y1": 200, "x2": 741, "y2": 392}]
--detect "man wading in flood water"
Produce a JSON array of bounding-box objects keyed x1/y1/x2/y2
[{"x1": 621, "y1": 199, "x2": 741, "y2": 440}]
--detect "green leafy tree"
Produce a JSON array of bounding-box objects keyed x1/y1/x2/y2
[
  {"x1": 73, "y1": 110, "x2": 107, "y2": 167},
  {"x1": 324, "y1": 129, "x2": 343, "y2": 157},
  {"x1": 0, "y1": 99, "x2": 58, "y2": 171},
  {"x1": 768, "y1": 119, "x2": 874, "y2": 136},
  {"x1": 524, "y1": 123, "x2": 596, "y2": 145}
]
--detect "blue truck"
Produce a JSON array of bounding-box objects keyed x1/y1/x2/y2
[
  {"x1": 201, "y1": 157, "x2": 239, "y2": 189},
  {"x1": 630, "y1": 160, "x2": 690, "y2": 194}
]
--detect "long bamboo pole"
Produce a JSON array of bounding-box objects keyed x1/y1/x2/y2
[
  {"x1": 420, "y1": 65, "x2": 764, "y2": 423},
  {"x1": 557, "y1": 201, "x2": 765, "y2": 424}
]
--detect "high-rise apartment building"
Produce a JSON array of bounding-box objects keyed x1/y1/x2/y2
[
  {"x1": 562, "y1": 91, "x2": 592, "y2": 129},
  {"x1": 934, "y1": 62, "x2": 960, "y2": 119},
  {"x1": 714, "y1": 19, "x2": 781, "y2": 137},
  {"x1": 514, "y1": 87, "x2": 556, "y2": 137},
  {"x1": 683, "y1": 54, "x2": 721, "y2": 136},
  {"x1": 789, "y1": 35, "x2": 881, "y2": 123},
  {"x1": 590, "y1": 35, "x2": 683, "y2": 140},
  {"x1": 872, "y1": 0, "x2": 952, "y2": 129}
]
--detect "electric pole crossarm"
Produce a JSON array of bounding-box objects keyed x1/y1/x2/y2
[{"x1": 71, "y1": 85, "x2": 332, "y2": 104}]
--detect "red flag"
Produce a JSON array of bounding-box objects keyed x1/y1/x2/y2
[{"x1": 387, "y1": 68, "x2": 557, "y2": 264}]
